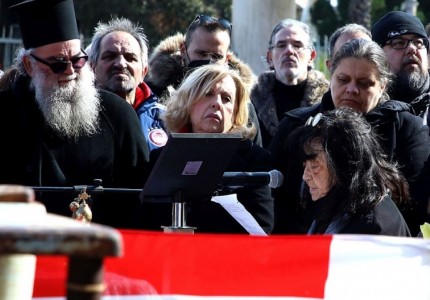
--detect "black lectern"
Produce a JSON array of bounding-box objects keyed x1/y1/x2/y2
[{"x1": 140, "y1": 132, "x2": 242, "y2": 233}]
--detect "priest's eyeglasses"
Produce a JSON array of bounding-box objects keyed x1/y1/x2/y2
[{"x1": 30, "y1": 49, "x2": 88, "y2": 74}]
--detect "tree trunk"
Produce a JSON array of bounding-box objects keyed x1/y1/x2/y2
[
  {"x1": 348, "y1": 0, "x2": 371, "y2": 29},
  {"x1": 402, "y1": 0, "x2": 419, "y2": 15}
]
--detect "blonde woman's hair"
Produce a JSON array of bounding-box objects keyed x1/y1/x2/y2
[{"x1": 163, "y1": 64, "x2": 255, "y2": 139}]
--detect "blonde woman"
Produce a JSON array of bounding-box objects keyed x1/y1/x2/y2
[{"x1": 144, "y1": 64, "x2": 274, "y2": 233}]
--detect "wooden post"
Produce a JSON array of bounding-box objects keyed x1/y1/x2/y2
[{"x1": 0, "y1": 185, "x2": 122, "y2": 300}]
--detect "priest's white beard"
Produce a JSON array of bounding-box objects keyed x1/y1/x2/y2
[{"x1": 30, "y1": 65, "x2": 101, "y2": 140}]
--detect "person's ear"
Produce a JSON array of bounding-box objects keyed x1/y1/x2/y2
[
  {"x1": 325, "y1": 59, "x2": 332, "y2": 70},
  {"x1": 142, "y1": 65, "x2": 148, "y2": 80},
  {"x1": 225, "y1": 51, "x2": 232, "y2": 64},
  {"x1": 179, "y1": 42, "x2": 187, "y2": 65},
  {"x1": 266, "y1": 50, "x2": 274, "y2": 69},
  {"x1": 374, "y1": 79, "x2": 388, "y2": 103},
  {"x1": 23, "y1": 56, "x2": 34, "y2": 77},
  {"x1": 309, "y1": 49, "x2": 317, "y2": 64},
  {"x1": 380, "y1": 80, "x2": 388, "y2": 98}
]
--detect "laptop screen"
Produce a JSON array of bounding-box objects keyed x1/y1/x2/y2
[{"x1": 140, "y1": 133, "x2": 242, "y2": 203}]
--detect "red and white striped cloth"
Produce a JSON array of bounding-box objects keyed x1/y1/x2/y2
[{"x1": 33, "y1": 230, "x2": 430, "y2": 300}]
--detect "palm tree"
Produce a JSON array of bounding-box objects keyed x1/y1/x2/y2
[{"x1": 348, "y1": 0, "x2": 371, "y2": 29}]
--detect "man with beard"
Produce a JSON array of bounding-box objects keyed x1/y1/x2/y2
[
  {"x1": 0, "y1": 0, "x2": 149, "y2": 228},
  {"x1": 251, "y1": 19, "x2": 329, "y2": 148},
  {"x1": 372, "y1": 11, "x2": 430, "y2": 126},
  {"x1": 88, "y1": 17, "x2": 168, "y2": 151}
]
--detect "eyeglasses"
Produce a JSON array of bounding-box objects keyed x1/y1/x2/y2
[
  {"x1": 385, "y1": 37, "x2": 429, "y2": 50},
  {"x1": 187, "y1": 15, "x2": 232, "y2": 34},
  {"x1": 30, "y1": 49, "x2": 88, "y2": 74},
  {"x1": 269, "y1": 41, "x2": 309, "y2": 53}
]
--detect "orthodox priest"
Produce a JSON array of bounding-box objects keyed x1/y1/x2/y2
[{"x1": 0, "y1": 0, "x2": 150, "y2": 228}]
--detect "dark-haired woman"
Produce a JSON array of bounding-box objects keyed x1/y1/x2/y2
[
  {"x1": 270, "y1": 39, "x2": 430, "y2": 235},
  {"x1": 289, "y1": 108, "x2": 410, "y2": 235}
]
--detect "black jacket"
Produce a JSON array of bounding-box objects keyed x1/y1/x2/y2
[
  {"x1": 0, "y1": 75, "x2": 150, "y2": 228},
  {"x1": 141, "y1": 139, "x2": 275, "y2": 234},
  {"x1": 251, "y1": 69, "x2": 329, "y2": 148},
  {"x1": 269, "y1": 91, "x2": 430, "y2": 235},
  {"x1": 307, "y1": 188, "x2": 410, "y2": 236}
]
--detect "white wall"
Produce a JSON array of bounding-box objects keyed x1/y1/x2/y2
[{"x1": 232, "y1": 0, "x2": 296, "y2": 76}]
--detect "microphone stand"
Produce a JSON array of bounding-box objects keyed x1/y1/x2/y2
[
  {"x1": 30, "y1": 177, "x2": 274, "y2": 233},
  {"x1": 31, "y1": 179, "x2": 142, "y2": 194},
  {"x1": 162, "y1": 190, "x2": 196, "y2": 234},
  {"x1": 31, "y1": 179, "x2": 142, "y2": 224},
  {"x1": 31, "y1": 179, "x2": 197, "y2": 233}
]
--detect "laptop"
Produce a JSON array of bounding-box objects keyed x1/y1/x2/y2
[{"x1": 140, "y1": 132, "x2": 242, "y2": 203}]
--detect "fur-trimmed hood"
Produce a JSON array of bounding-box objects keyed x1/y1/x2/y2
[
  {"x1": 147, "y1": 33, "x2": 256, "y2": 96},
  {"x1": 251, "y1": 69, "x2": 329, "y2": 138},
  {"x1": 147, "y1": 33, "x2": 184, "y2": 94}
]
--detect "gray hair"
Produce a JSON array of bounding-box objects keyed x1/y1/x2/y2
[
  {"x1": 14, "y1": 48, "x2": 31, "y2": 76},
  {"x1": 328, "y1": 24, "x2": 371, "y2": 59},
  {"x1": 331, "y1": 39, "x2": 393, "y2": 102},
  {"x1": 88, "y1": 17, "x2": 149, "y2": 65},
  {"x1": 267, "y1": 19, "x2": 314, "y2": 51}
]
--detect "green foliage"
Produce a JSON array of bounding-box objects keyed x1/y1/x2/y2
[
  {"x1": 311, "y1": 0, "x2": 429, "y2": 42},
  {"x1": 371, "y1": 0, "x2": 386, "y2": 24},
  {"x1": 417, "y1": 1, "x2": 430, "y2": 25},
  {"x1": 384, "y1": 0, "x2": 402, "y2": 11},
  {"x1": 74, "y1": 0, "x2": 144, "y2": 44},
  {"x1": 336, "y1": 0, "x2": 349, "y2": 25},
  {"x1": 74, "y1": 0, "x2": 232, "y2": 50},
  {"x1": 371, "y1": 0, "x2": 428, "y2": 32},
  {"x1": 204, "y1": 0, "x2": 232, "y2": 20},
  {"x1": 310, "y1": 0, "x2": 341, "y2": 44},
  {"x1": 140, "y1": 0, "x2": 207, "y2": 47}
]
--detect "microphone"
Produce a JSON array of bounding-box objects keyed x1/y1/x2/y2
[{"x1": 221, "y1": 170, "x2": 284, "y2": 188}]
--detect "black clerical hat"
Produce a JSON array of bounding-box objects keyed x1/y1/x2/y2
[{"x1": 10, "y1": 0, "x2": 80, "y2": 49}]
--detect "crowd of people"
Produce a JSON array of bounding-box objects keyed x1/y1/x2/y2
[{"x1": 1, "y1": 0, "x2": 430, "y2": 237}]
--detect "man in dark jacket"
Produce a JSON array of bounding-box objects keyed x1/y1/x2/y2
[
  {"x1": 0, "y1": 0, "x2": 149, "y2": 228},
  {"x1": 251, "y1": 19, "x2": 329, "y2": 148},
  {"x1": 372, "y1": 11, "x2": 430, "y2": 126}
]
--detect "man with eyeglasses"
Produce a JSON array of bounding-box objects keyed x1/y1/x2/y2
[
  {"x1": 88, "y1": 17, "x2": 168, "y2": 152},
  {"x1": 0, "y1": 0, "x2": 149, "y2": 228},
  {"x1": 147, "y1": 14, "x2": 262, "y2": 146},
  {"x1": 372, "y1": 11, "x2": 430, "y2": 126},
  {"x1": 250, "y1": 19, "x2": 329, "y2": 148}
]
